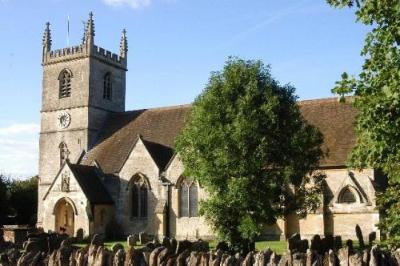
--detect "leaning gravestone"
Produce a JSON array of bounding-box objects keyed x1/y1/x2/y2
[
  {"x1": 139, "y1": 232, "x2": 148, "y2": 245},
  {"x1": 355, "y1": 225, "x2": 365, "y2": 249}
]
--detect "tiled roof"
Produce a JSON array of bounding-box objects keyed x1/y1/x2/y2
[
  {"x1": 69, "y1": 164, "x2": 114, "y2": 204},
  {"x1": 299, "y1": 97, "x2": 356, "y2": 167},
  {"x1": 84, "y1": 98, "x2": 357, "y2": 173}
]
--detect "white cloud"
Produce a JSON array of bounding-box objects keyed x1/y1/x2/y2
[
  {"x1": 102, "y1": 0, "x2": 151, "y2": 9},
  {"x1": 0, "y1": 123, "x2": 39, "y2": 136},
  {"x1": 0, "y1": 123, "x2": 39, "y2": 178}
]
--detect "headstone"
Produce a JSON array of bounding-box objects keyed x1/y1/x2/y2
[
  {"x1": 170, "y1": 238, "x2": 177, "y2": 254},
  {"x1": 337, "y1": 247, "x2": 349, "y2": 266},
  {"x1": 112, "y1": 242, "x2": 124, "y2": 253},
  {"x1": 288, "y1": 233, "x2": 301, "y2": 251},
  {"x1": 127, "y1": 235, "x2": 137, "y2": 247},
  {"x1": 328, "y1": 250, "x2": 335, "y2": 266},
  {"x1": 333, "y1": 236, "x2": 342, "y2": 251},
  {"x1": 90, "y1": 234, "x2": 104, "y2": 246},
  {"x1": 176, "y1": 249, "x2": 191, "y2": 266},
  {"x1": 139, "y1": 232, "x2": 148, "y2": 245},
  {"x1": 368, "y1": 232, "x2": 376, "y2": 246},
  {"x1": 345, "y1": 239, "x2": 353, "y2": 253},
  {"x1": 242, "y1": 251, "x2": 254, "y2": 266},
  {"x1": 268, "y1": 252, "x2": 279, "y2": 266},
  {"x1": 292, "y1": 252, "x2": 306, "y2": 266},
  {"x1": 349, "y1": 252, "x2": 363, "y2": 266},
  {"x1": 277, "y1": 251, "x2": 291, "y2": 266},
  {"x1": 355, "y1": 225, "x2": 365, "y2": 249},
  {"x1": 188, "y1": 251, "x2": 201, "y2": 266},
  {"x1": 176, "y1": 240, "x2": 192, "y2": 255},
  {"x1": 76, "y1": 228, "x2": 84, "y2": 242},
  {"x1": 215, "y1": 241, "x2": 229, "y2": 252},
  {"x1": 157, "y1": 247, "x2": 172, "y2": 265},
  {"x1": 370, "y1": 245, "x2": 379, "y2": 266},
  {"x1": 149, "y1": 246, "x2": 164, "y2": 266},
  {"x1": 310, "y1": 235, "x2": 322, "y2": 254}
]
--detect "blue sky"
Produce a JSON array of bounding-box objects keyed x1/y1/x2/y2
[{"x1": 0, "y1": 0, "x2": 366, "y2": 177}]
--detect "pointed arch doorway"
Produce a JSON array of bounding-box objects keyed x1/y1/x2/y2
[{"x1": 54, "y1": 198, "x2": 75, "y2": 236}]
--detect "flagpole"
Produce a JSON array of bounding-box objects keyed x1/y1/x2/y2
[{"x1": 67, "y1": 15, "x2": 70, "y2": 46}]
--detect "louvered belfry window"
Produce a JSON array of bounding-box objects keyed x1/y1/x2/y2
[
  {"x1": 59, "y1": 69, "x2": 72, "y2": 98},
  {"x1": 103, "y1": 72, "x2": 112, "y2": 100}
]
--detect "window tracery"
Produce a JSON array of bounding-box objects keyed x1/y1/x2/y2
[
  {"x1": 59, "y1": 69, "x2": 72, "y2": 98},
  {"x1": 179, "y1": 177, "x2": 199, "y2": 217}
]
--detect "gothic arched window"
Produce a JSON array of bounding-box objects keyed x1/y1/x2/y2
[
  {"x1": 339, "y1": 187, "x2": 357, "y2": 204},
  {"x1": 130, "y1": 174, "x2": 149, "y2": 218},
  {"x1": 59, "y1": 142, "x2": 69, "y2": 167},
  {"x1": 103, "y1": 72, "x2": 112, "y2": 100},
  {"x1": 179, "y1": 177, "x2": 199, "y2": 217},
  {"x1": 59, "y1": 69, "x2": 72, "y2": 98}
]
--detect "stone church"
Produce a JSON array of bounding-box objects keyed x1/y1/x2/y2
[{"x1": 37, "y1": 13, "x2": 385, "y2": 241}]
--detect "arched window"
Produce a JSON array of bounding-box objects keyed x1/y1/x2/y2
[
  {"x1": 59, "y1": 69, "x2": 72, "y2": 98},
  {"x1": 179, "y1": 177, "x2": 199, "y2": 217},
  {"x1": 103, "y1": 72, "x2": 112, "y2": 100},
  {"x1": 339, "y1": 187, "x2": 357, "y2": 204},
  {"x1": 59, "y1": 142, "x2": 69, "y2": 166},
  {"x1": 130, "y1": 174, "x2": 149, "y2": 218}
]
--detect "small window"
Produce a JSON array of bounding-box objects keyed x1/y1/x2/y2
[
  {"x1": 103, "y1": 73, "x2": 112, "y2": 100},
  {"x1": 130, "y1": 174, "x2": 149, "y2": 218},
  {"x1": 179, "y1": 177, "x2": 199, "y2": 217},
  {"x1": 59, "y1": 142, "x2": 69, "y2": 166},
  {"x1": 59, "y1": 69, "x2": 72, "y2": 98},
  {"x1": 339, "y1": 187, "x2": 357, "y2": 204}
]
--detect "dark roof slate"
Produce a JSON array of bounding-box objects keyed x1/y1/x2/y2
[
  {"x1": 69, "y1": 164, "x2": 114, "y2": 204},
  {"x1": 84, "y1": 98, "x2": 357, "y2": 173}
]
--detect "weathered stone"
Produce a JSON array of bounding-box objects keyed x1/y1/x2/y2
[
  {"x1": 254, "y1": 248, "x2": 272, "y2": 266},
  {"x1": 188, "y1": 251, "x2": 201, "y2": 266},
  {"x1": 125, "y1": 247, "x2": 145, "y2": 266},
  {"x1": 242, "y1": 251, "x2": 254, "y2": 266},
  {"x1": 292, "y1": 252, "x2": 306, "y2": 266},
  {"x1": 355, "y1": 225, "x2": 365, "y2": 249},
  {"x1": 113, "y1": 248, "x2": 125, "y2": 266},
  {"x1": 158, "y1": 247, "x2": 172, "y2": 265},
  {"x1": 176, "y1": 249, "x2": 191, "y2": 266},
  {"x1": 191, "y1": 240, "x2": 209, "y2": 252},
  {"x1": 278, "y1": 251, "x2": 291, "y2": 266},
  {"x1": 349, "y1": 252, "x2": 363, "y2": 266},
  {"x1": 337, "y1": 246, "x2": 349, "y2": 266},
  {"x1": 0, "y1": 254, "x2": 10, "y2": 266},
  {"x1": 328, "y1": 250, "x2": 335, "y2": 266},
  {"x1": 362, "y1": 250, "x2": 369, "y2": 266},
  {"x1": 268, "y1": 252, "x2": 279, "y2": 266},
  {"x1": 369, "y1": 245, "x2": 379, "y2": 266},
  {"x1": 149, "y1": 246, "x2": 165, "y2": 266}
]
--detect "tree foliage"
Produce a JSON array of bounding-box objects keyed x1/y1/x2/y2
[
  {"x1": 0, "y1": 175, "x2": 38, "y2": 226},
  {"x1": 175, "y1": 58, "x2": 324, "y2": 252},
  {"x1": 328, "y1": 0, "x2": 400, "y2": 245}
]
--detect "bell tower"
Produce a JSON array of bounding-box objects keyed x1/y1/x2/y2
[{"x1": 37, "y1": 12, "x2": 128, "y2": 227}]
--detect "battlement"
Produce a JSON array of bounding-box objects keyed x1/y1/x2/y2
[{"x1": 42, "y1": 12, "x2": 127, "y2": 70}]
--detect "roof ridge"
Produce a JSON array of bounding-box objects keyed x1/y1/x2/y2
[
  {"x1": 299, "y1": 96, "x2": 354, "y2": 105},
  {"x1": 125, "y1": 104, "x2": 192, "y2": 114}
]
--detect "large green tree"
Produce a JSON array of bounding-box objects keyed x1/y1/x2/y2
[
  {"x1": 328, "y1": 0, "x2": 400, "y2": 245},
  {"x1": 0, "y1": 175, "x2": 11, "y2": 226},
  {"x1": 176, "y1": 58, "x2": 324, "y2": 252}
]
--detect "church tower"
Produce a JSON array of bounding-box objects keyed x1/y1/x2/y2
[{"x1": 37, "y1": 13, "x2": 128, "y2": 227}]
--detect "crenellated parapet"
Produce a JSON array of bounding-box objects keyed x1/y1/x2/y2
[{"x1": 42, "y1": 12, "x2": 127, "y2": 70}]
